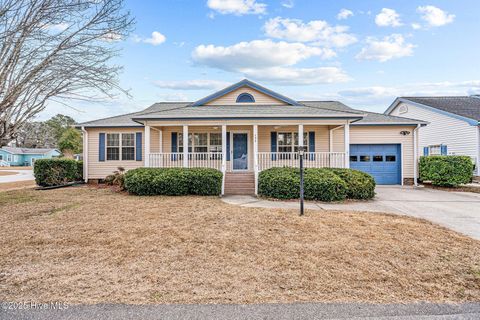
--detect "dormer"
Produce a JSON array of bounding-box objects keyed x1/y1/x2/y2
[{"x1": 190, "y1": 79, "x2": 301, "y2": 106}]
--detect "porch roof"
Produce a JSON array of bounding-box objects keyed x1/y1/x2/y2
[{"x1": 77, "y1": 101, "x2": 426, "y2": 127}]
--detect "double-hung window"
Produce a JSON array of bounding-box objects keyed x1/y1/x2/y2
[
  {"x1": 106, "y1": 133, "x2": 135, "y2": 161},
  {"x1": 178, "y1": 132, "x2": 222, "y2": 154},
  {"x1": 428, "y1": 145, "x2": 441, "y2": 155},
  {"x1": 277, "y1": 132, "x2": 308, "y2": 153}
]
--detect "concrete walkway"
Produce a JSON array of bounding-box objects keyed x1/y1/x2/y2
[
  {"x1": 0, "y1": 169, "x2": 34, "y2": 183},
  {"x1": 2, "y1": 302, "x2": 479, "y2": 320},
  {"x1": 223, "y1": 186, "x2": 480, "y2": 240}
]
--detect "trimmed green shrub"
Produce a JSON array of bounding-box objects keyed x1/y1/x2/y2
[
  {"x1": 76, "y1": 160, "x2": 83, "y2": 181},
  {"x1": 326, "y1": 168, "x2": 376, "y2": 200},
  {"x1": 34, "y1": 158, "x2": 82, "y2": 187},
  {"x1": 304, "y1": 168, "x2": 347, "y2": 202},
  {"x1": 419, "y1": 155, "x2": 474, "y2": 187},
  {"x1": 258, "y1": 167, "x2": 352, "y2": 202},
  {"x1": 124, "y1": 168, "x2": 222, "y2": 196},
  {"x1": 258, "y1": 167, "x2": 300, "y2": 199}
]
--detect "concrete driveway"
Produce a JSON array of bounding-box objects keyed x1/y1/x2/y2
[
  {"x1": 0, "y1": 169, "x2": 34, "y2": 183},
  {"x1": 223, "y1": 186, "x2": 480, "y2": 240}
]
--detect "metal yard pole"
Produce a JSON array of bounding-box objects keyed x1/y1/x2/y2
[{"x1": 299, "y1": 147, "x2": 306, "y2": 216}]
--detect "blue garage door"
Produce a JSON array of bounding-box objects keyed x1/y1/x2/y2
[{"x1": 350, "y1": 144, "x2": 401, "y2": 185}]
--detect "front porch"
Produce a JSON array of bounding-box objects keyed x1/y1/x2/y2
[{"x1": 143, "y1": 122, "x2": 351, "y2": 195}]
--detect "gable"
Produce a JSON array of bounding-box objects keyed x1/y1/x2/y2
[{"x1": 205, "y1": 86, "x2": 288, "y2": 106}]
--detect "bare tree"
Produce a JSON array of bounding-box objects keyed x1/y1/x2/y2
[{"x1": 0, "y1": 0, "x2": 134, "y2": 145}]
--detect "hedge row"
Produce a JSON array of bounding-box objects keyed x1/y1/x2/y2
[
  {"x1": 34, "y1": 158, "x2": 83, "y2": 187},
  {"x1": 419, "y1": 155, "x2": 474, "y2": 187},
  {"x1": 258, "y1": 167, "x2": 375, "y2": 201},
  {"x1": 124, "y1": 167, "x2": 222, "y2": 196}
]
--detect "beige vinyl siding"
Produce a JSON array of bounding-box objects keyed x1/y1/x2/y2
[
  {"x1": 331, "y1": 125, "x2": 416, "y2": 178},
  {"x1": 205, "y1": 86, "x2": 287, "y2": 105},
  {"x1": 390, "y1": 102, "x2": 479, "y2": 175},
  {"x1": 86, "y1": 127, "x2": 144, "y2": 179}
]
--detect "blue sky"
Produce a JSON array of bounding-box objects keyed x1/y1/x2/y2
[{"x1": 42, "y1": 0, "x2": 480, "y2": 122}]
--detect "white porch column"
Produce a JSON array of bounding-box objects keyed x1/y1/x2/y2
[
  {"x1": 298, "y1": 124, "x2": 304, "y2": 147},
  {"x1": 159, "y1": 129, "x2": 163, "y2": 153},
  {"x1": 183, "y1": 125, "x2": 188, "y2": 168},
  {"x1": 344, "y1": 121, "x2": 350, "y2": 168},
  {"x1": 253, "y1": 124, "x2": 259, "y2": 195},
  {"x1": 413, "y1": 124, "x2": 419, "y2": 186},
  {"x1": 145, "y1": 124, "x2": 151, "y2": 167},
  {"x1": 221, "y1": 125, "x2": 227, "y2": 195}
]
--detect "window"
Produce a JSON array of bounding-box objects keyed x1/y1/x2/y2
[
  {"x1": 0, "y1": 155, "x2": 3, "y2": 160},
  {"x1": 178, "y1": 132, "x2": 221, "y2": 153},
  {"x1": 429, "y1": 145, "x2": 441, "y2": 155},
  {"x1": 385, "y1": 155, "x2": 396, "y2": 162},
  {"x1": 360, "y1": 155, "x2": 370, "y2": 162},
  {"x1": 399, "y1": 105, "x2": 408, "y2": 114},
  {"x1": 7, "y1": 154, "x2": 12, "y2": 162},
  {"x1": 121, "y1": 133, "x2": 135, "y2": 160},
  {"x1": 277, "y1": 132, "x2": 308, "y2": 153},
  {"x1": 209, "y1": 133, "x2": 222, "y2": 152},
  {"x1": 106, "y1": 133, "x2": 135, "y2": 161},
  {"x1": 350, "y1": 155, "x2": 358, "y2": 162},
  {"x1": 236, "y1": 92, "x2": 255, "y2": 103},
  {"x1": 373, "y1": 155, "x2": 383, "y2": 162},
  {"x1": 277, "y1": 132, "x2": 293, "y2": 153}
]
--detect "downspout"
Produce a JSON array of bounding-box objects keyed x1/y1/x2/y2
[
  {"x1": 81, "y1": 127, "x2": 88, "y2": 183},
  {"x1": 413, "y1": 124, "x2": 420, "y2": 186},
  {"x1": 328, "y1": 125, "x2": 343, "y2": 152}
]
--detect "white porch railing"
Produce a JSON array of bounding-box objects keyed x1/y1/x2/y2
[
  {"x1": 148, "y1": 152, "x2": 345, "y2": 171},
  {"x1": 148, "y1": 152, "x2": 223, "y2": 170},
  {"x1": 257, "y1": 152, "x2": 345, "y2": 171}
]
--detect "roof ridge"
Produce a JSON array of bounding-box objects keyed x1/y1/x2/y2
[{"x1": 301, "y1": 101, "x2": 363, "y2": 114}]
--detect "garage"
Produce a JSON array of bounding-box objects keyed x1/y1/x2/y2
[{"x1": 350, "y1": 144, "x2": 401, "y2": 185}]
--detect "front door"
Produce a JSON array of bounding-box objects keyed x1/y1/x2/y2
[{"x1": 232, "y1": 133, "x2": 248, "y2": 170}]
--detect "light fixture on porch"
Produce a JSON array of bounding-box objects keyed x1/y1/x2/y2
[
  {"x1": 213, "y1": 126, "x2": 219, "y2": 130},
  {"x1": 274, "y1": 126, "x2": 281, "y2": 129}
]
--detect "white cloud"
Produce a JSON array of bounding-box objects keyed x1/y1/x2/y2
[
  {"x1": 242, "y1": 66, "x2": 351, "y2": 85},
  {"x1": 144, "y1": 31, "x2": 166, "y2": 45},
  {"x1": 339, "y1": 81, "x2": 480, "y2": 99},
  {"x1": 375, "y1": 8, "x2": 402, "y2": 27},
  {"x1": 411, "y1": 23, "x2": 421, "y2": 30},
  {"x1": 191, "y1": 40, "x2": 349, "y2": 85},
  {"x1": 281, "y1": 0, "x2": 294, "y2": 9},
  {"x1": 337, "y1": 9, "x2": 354, "y2": 20},
  {"x1": 102, "y1": 32, "x2": 122, "y2": 42},
  {"x1": 192, "y1": 39, "x2": 335, "y2": 71},
  {"x1": 263, "y1": 17, "x2": 357, "y2": 48},
  {"x1": 207, "y1": 0, "x2": 266, "y2": 15},
  {"x1": 133, "y1": 31, "x2": 166, "y2": 46},
  {"x1": 158, "y1": 93, "x2": 190, "y2": 102},
  {"x1": 356, "y1": 34, "x2": 415, "y2": 62},
  {"x1": 45, "y1": 23, "x2": 69, "y2": 32},
  {"x1": 152, "y1": 79, "x2": 230, "y2": 90},
  {"x1": 417, "y1": 5, "x2": 455, "y2": 27}
]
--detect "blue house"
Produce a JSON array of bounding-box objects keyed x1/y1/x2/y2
[{"x1": 0, "y1": 147, "x2": 61, "y2": 166}]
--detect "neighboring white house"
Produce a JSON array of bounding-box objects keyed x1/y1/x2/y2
[{"x1": 385, "y1": 96, "x2": 480, "y2": 176}]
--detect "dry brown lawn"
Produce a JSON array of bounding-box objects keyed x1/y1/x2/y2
[
  {"x1": 1, "y1": 186, "x2": 479, "y2": 305},
  {"x1": 0, "y1": 171, "x2": 16, "y2": 176},
  {"x1": 0, "y1": 166, "x2": 32, "y2": 170},
  {"x1": 0, "y1": 180, "x2": 36, "y2": 191}
]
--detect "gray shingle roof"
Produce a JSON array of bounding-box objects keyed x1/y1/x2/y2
[
  {"x1": 400, "y1": 96, "x2": 480, "y2": 121},
  {"x1": 2, "y1": 147, "x2": 59, "y2": 155},
  {"x1": 78, "y1": 100, "x2": 425, "y2": 126},
  {"x1": 353, "y1": 111, "x2": 428, "y2": 125},
  {"x1": 132, "y1": 101, "x2": 364, "y2": 120}
]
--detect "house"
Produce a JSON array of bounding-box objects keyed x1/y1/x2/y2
[
  {"x1": 78, "y1": 79, "x2": 426, "y2": 195},
  {"x1": 385, "y1": 96, "x2": 480, "y2": 176},
  {"x1": 0, "y1": 147, "x2": 61, "y2": 166}
]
